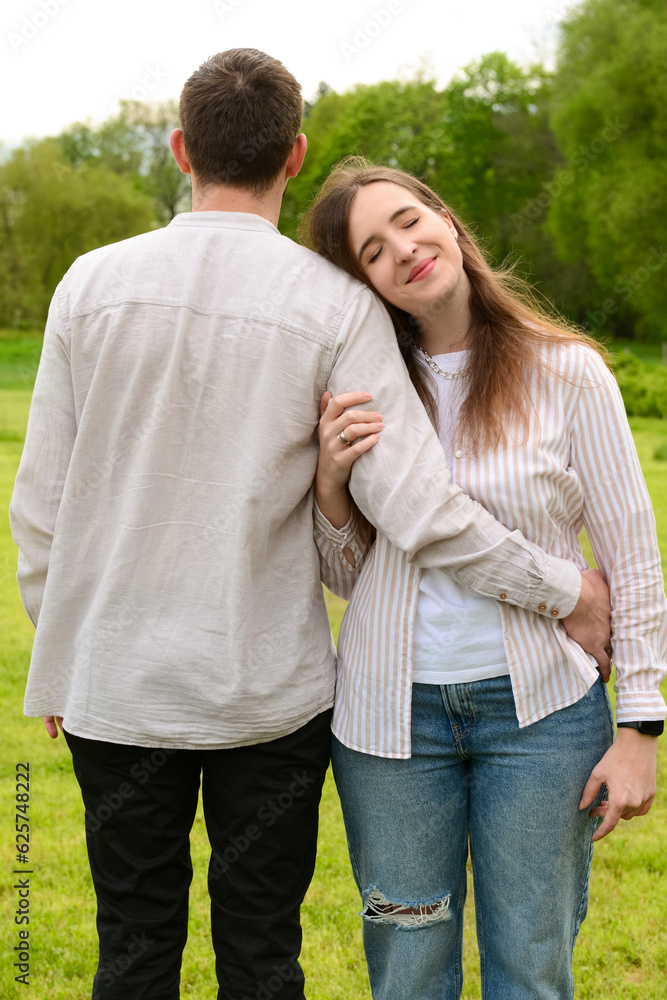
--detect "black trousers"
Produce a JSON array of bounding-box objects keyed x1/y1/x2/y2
[{"x1": 64, "y1": 710, "x2": 332, "y2": 1000}]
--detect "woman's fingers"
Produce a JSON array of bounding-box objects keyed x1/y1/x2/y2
[
  {"x1": 335, "y1": 433, "x2": 382, "y2": 467},
  {"x1": 322, "y1": 391, "x2": 373, "y2": 421},
  {"x1": 316, "y1": 392, "x2": 383, "y2": 494},
  {"x1": 336, "y1": 417, "x2": 384, "y2": 446},
  {"x1": 319, "y1": 392, "x2": 381, "y2": 447},
  {"x1": 580, "y1": 730, "x2": 658, "y2": 841},
  {"x1": 320, "y1": 391, "x2": 333, "y2": 417}
]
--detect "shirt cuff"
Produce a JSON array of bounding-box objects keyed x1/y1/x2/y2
[
  {"x1": 615, "y1": 691, "x2": 667, "y2": 723},
  {"x1": 313, "y1": 500, "x2": 368, "y2": 571},
  {"x1": 313, "y1": 499, "x2": 357, "y2": 547},
  {"x1": 525, "y1": 554, "x2": 581, "y2": 619}
]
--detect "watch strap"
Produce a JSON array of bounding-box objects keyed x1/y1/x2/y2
[{"x1": 616, "y1": 720, "x2": 664, "y2": 737}]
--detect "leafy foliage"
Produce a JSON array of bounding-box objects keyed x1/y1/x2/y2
[
  {"x1": 0, "y1": 138, "x2": 156, "y2": 328},
  {"x1": 547, "y1": 0, "x2": 667, "y2": 339},
  {"x1": 611, "y1": 351, "x2": 667, "y2": 417},
  {"x1": 60, "y1": 100, "x2": 191, "y2": 224}
]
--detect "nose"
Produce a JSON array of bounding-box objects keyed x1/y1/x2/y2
[{"x1": 391, "y1": 233, "x2": 417, "y2": 262}]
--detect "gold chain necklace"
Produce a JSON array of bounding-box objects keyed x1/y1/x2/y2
[{"x1": 418, "y1": 345, "x2": 467, "y2": 380}]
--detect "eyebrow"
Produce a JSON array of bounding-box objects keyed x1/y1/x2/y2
[{"x1": 357, "y1": 205, "x2": 416, "y2": 261}]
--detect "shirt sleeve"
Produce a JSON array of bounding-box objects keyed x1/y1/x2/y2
[
  {"x1": 570, "y1": 349, "x2": 667, "y2": 721},
  {"x1": 327, "y1": 287, "x2": 582, "y2": 619},
  {"x1": 313, "y1": 499, "x2": 371, "y2": 600},
  {"x1": 9, "y1": 280, "x2": 77, "y2": 627}
]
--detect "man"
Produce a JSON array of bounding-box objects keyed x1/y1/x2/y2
[{"x1": 10, "y1": 49, "x2": 611, "y2": 999}]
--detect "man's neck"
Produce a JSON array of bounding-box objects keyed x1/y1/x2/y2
[{"x1": 190, "y1": 180, "x2": 284, "y2": 228}]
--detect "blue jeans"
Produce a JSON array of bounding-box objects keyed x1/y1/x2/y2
[{"x1": 332, "y1": 676, "x2": 614, "y2": 1000}]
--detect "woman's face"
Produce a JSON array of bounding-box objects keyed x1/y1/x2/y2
[{"x1": 347, "y1": 181, "x2": 465, "y2": 318}]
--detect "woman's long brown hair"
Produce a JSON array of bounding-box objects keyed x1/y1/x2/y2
[{"x1": 299, "y1": 157, "x2": 606, "y2": 453}]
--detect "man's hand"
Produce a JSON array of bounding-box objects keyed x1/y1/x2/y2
[
  {"x1": 44, "y1": 716, "x2": 64, "y2": 739},
  {"x1": 562, "y1": 568, "x2": 612, "y2": 679},
  {"x1": 579, "y1": 727, "x2": 658, "y2": 841}
]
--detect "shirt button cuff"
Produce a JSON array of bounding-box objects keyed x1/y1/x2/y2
[
  {"x1": 499, "y1": 592, "x2": 507, "y2": 600},
  {"x1": 550, "y1": 608, "x2": 559, "y2": 617},
  {"x1": 538, "y1": 603, "x2": 547, "y2": 612}
]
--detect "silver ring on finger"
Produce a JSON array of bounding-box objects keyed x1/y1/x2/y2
[{"x1": 338, "y1": 430, "x2": 352, "y2": 447}]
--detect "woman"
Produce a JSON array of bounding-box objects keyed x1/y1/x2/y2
[{"x1": 299, "y1": 160, "x2": 667, "y2": 1000}]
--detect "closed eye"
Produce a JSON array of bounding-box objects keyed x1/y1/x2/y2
[{"x1": 366, "y1": 217, "x2": 419, "y2": 265}]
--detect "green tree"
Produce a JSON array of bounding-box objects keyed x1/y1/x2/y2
[
  {"x1": 281, "y1": 77, "x2": 448, "y2": 239},
  {"x1": 547, "y1": 0, "x2": 667, "y2": 340},
  {"x1": 0, "y1": 138, "x2": 156, "y2": 328},
  {"x1": 61, "y1": 100, "x2": 191, "y2": 224},
  {"x1": 431, "y1": 54, "x2": 550, "y2": 251}
]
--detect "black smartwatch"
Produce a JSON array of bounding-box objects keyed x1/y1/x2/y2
[{"x1": 616, "y1": 720, "x2": 664, "y2": 737}]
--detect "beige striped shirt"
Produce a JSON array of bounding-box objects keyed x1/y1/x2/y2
[{"x1": 315, "y1": 343, "x2": 667, "y2": 758}]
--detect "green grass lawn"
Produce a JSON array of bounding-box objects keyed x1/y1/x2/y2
[{"x1": 1, "y1": 367, "x2": 666, "y2": 999}]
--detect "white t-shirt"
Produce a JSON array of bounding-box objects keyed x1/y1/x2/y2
[{"x1": 412, "y1": 350, "x2": 509, "y2": 685}]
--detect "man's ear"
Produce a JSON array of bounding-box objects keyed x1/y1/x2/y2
[
  {"x1": 170, "y1": 129, "x2": 191, "y2": 175},
  {"x1": 285, "y1": 133, "x2": 307, "y2": 179}
]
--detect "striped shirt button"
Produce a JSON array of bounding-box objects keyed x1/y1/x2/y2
[{"x1": 455, "y1": 450, "x2": 462, "y2": 458}]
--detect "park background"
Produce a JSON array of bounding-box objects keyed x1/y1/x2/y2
[{"x1": 1, "y1": 0, "x2": 666, "y2": 995}]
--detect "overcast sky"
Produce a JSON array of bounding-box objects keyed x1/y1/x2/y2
[{"x1": 1, "y1": 0, "x2": 579, "y2": 147}]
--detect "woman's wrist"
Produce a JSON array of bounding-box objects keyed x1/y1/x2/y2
[
  {"x1": 614, "y1": 725, "x2": 660, "y2": 750},
  {"x1": 315, "y1": 483, "x2": 352, "y2": 531}
]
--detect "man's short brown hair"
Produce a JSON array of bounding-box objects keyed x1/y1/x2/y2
[{"x1": 179, "y1": 49, "x2": 303, "y2": 194}]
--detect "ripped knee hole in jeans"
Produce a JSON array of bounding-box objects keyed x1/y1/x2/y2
[{"x1": 362, "y1": 887, "x2": 452, "y2": 927}]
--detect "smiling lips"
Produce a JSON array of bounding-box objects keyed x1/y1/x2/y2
[{"x1": 407, "y1": 257, "x2": 436, "y2": 283}]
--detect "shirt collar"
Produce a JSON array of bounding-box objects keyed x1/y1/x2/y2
[{"x1": 168, "y1": 211, "x2": 280, "y2": 236}]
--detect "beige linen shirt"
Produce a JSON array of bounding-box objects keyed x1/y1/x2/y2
[
  {"x1": 10, "y1": 211, "x2": 581, "y2": 749},
  {"x1": 315, "y1": 344, "x2": 667, "y2": 758}
]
